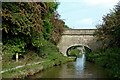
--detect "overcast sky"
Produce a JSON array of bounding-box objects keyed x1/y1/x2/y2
[{"x1": 56, "y1": 0, "x2": 119, "y2": 29}]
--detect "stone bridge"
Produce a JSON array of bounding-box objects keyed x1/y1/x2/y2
[{"x1": 57, "y1": 29, "x2": 102, "y2": 56}]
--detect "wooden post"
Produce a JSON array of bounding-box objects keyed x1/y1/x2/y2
[{"x1": 16, "y1": 53, "x2": 18, "y2": 62}]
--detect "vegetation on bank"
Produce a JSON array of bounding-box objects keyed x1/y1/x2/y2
[
  {"x1": 2, "y1": 36, "x2": 75, "y2": 78},
  {"x1": 86, "y1": 2, "x2": 120, "y2": 78},
  {"x1": 86, "y1": 48, "x2": 120, "y2": 78},
  {"x1": 2, "y1": 53, "x2": 75, "y2": 78},
  {"x1": 2, "y1": 2, "x2": 71, "y2": 78}
]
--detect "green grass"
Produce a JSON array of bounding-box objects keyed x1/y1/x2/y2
[
  {"x1": 2, "y1": 63, "x2": 43, "y2": 78},
  {"x1": 2, "y1": 55, "x2": 75, "y2": 78},
  {"x1": 2, "y1": 51, "x2": 46, "y2": 70}
]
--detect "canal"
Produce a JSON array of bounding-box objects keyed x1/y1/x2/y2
[{"x1": 28, "y1": 54, "x2": 109, "y2": 78}]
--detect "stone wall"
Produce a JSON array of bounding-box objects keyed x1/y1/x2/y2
[{"x1": 63, "y1": 29, "x2": 96, "y2": 35}]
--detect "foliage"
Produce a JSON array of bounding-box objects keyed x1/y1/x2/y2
[
  {"x1": 94, "y1": 2, "x2": 120, "y2": 49},
  {"x1": 2, "y1": 36, "x2": 26, "y2": 54},
  {"x1": 86, "y1": 48, "x2": 120, "y2": 78},
  {"x1": 2, "y1": 2, "x2": 67, "y2": 57},
  {"x1": 67, "y1": 46, "x2": 81, "y2": 57},
  {"x1": 68, "y1": 49, "x2": 80, "y2": 57}
]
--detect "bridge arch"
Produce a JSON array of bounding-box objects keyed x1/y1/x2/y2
[
  {"x1": 57, "y1": 29, "x2": 102, "y2": 56},
  {"x1": 66, "y1": 44, "x2": 91, "y2": 56}
]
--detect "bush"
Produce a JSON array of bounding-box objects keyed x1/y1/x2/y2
[{"x1": 86, "y1": 47, "x2": 120, "y2": 78}]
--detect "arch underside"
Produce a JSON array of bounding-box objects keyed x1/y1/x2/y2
[
  {"x1": 66, "y1": 44, "x2": 90, "y2": 56},
  {"x1": 62, "y1": 44, "x2": 90, "y2": 56}
]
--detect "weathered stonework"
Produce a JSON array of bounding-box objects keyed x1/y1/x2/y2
[{"x1": 57, "y1": 29, "x2": 101, "y2": 56}]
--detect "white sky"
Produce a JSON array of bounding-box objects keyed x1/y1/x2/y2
[{"x1": 57, "y1": 0, "x2": 120, "y2": 29}]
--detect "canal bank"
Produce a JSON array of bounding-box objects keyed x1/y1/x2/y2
[
  {"x1": 2, "y1": 55, "x2": 75, "y2": 78},
  {"x1": 85, "y1": 48, "x2": 120, "y2": 78}
]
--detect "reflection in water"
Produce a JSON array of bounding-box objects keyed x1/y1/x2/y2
[
  {"x1": 76, "y1": 54, "x2": 85, "y2": 70},
  {"x1": 75, "y1": 54, "x2": 85, "y2": 75},
  {"x1": 28, "y1": 54, "x2": 110, "y2": 78}
]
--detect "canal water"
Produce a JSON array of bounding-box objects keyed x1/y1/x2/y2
[{"x1": 29, "y1": 54, "x2": 109, "y2": 78}]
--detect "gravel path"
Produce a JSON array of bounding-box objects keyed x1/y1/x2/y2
[{"x1": 0, "y1": 61, "x2": 46, "y2": 74}]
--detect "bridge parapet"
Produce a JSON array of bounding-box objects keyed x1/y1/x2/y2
[{"x1": 63, "y1": 29, "x2": 96, "y2": 35}]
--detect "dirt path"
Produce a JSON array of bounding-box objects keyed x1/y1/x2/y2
[{"x1": 0, "y1": 61, "x2": 46, "y2": 74}]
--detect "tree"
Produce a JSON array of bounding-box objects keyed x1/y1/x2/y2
[
  {"x1": 95, "y1": 2, "x2": 120, "y2": 49},
  {"x1": 2, "y1": 2, "x2": 67, "y2": 56}
]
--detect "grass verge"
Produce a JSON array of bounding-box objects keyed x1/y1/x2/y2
[{"x1": 2, "y1": 54, "x2": 75, "y2": 78}]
